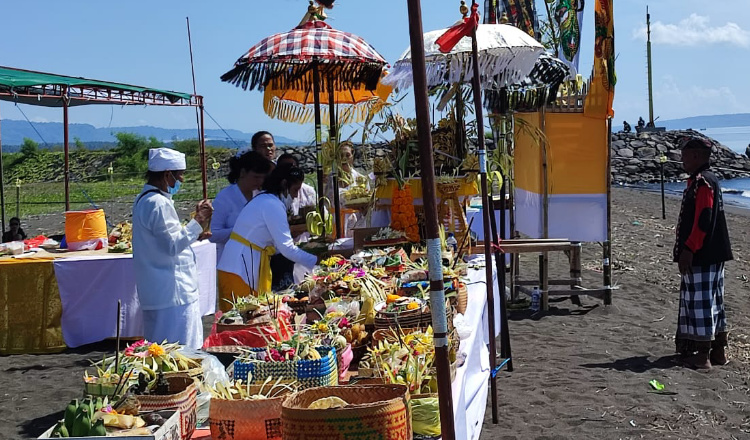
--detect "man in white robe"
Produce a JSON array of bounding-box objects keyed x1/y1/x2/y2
[{"x1": 132, "y1": 148, "x2": 212, "y2": 349}]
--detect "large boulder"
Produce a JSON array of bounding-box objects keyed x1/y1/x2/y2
[{"x1": 617, "y1": 148, "x2": 634, "y2": 158}]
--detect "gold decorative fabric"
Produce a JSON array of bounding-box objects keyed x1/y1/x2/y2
[{"x1": 0, "y1": 257, "x2": 66, "y2": 354}]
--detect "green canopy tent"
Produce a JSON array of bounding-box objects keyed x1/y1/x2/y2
[{"x1": 0, "y1": 66, "x2": 206, "y2": 233}]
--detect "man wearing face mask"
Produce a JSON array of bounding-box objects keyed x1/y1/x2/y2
[{"x1": 132, "y1": 148, "x2": 213, "y2": 349}]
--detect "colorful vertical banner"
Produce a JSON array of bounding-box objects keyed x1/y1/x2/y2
[
  {"x1": 499, "y1": 0, "x2": 538, "y2": 37},
  {"x1": 484, "y1": 0, "x2": 499, "y2": 24},
  {"x1": 585, "y1": 0, "x2": 616, "y2": 118},
  {"x1": 551, "y1": 0, "x2": 585, "y2": 75}
]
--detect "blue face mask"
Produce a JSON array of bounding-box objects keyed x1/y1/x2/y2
[{"x1": 168, "y1": 173, "x2": 182, "y2": 195}]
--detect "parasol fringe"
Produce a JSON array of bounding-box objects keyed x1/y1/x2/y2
[
  {"x1": 263, "y1": 95, "x2": 385, "y2": 125},
  {"x1": 221, "y1": 60, "x2": 384, "y2": 93},
  {"x1": 383, "y1": 46, "x2": 541, "y2": 92}
]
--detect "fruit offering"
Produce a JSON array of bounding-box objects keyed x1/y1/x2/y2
[{"x1": 390, "y1": 183, "x2": 420, "y2": 242}]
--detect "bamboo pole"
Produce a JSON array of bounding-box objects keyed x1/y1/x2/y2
[
  {"x1": 312, "y1": 63, "x2": 325, "y2": 217},
  {"x1": 327, "y1": 75, "x2": 342, "y2": 238},
  {"x1": 406, "y1": 1, "x2": 455, "y2": 438},
  {"x1": 468, "y1": 0, "x2": 499, "y2": 424}
]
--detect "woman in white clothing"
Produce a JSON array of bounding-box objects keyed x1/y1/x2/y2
[
  {"x1": 217, "y1": 164, "x2": 318, "y2": 300},
  {"x1": 210, "y1": 151, "x2": 273, "y2": 261}
]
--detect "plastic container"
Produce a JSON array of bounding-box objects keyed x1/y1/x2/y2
[
  {"x1": 446, "y1": 233, "x2": 458, "y2": 253},
  {"x1": 64, "y1": 209, "x2": 108, "y2": 251},
  {"x1": 530, "y1": 287, "x2": 541, "y2": 312}
]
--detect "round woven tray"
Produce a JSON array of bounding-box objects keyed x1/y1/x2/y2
[{"x1": 281, "y1": 385, "x2": 410, "y2": 440}]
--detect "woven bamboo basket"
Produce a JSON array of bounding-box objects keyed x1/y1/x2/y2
[
  {"x1": 281, "y1": 385, "x2": 411, "y2": 440},
  {"x1": 456, "y1": 283, "x2": 468, "y2": 314},
  {"x1": 232, "y1": 347, "x2": 338, "y2": 389},
  {"x1": 137, "y1": 376, "x2": 197, "y2": 440},
  {"x1": 209, "y1": 385, "x2": 293, "y2": 440},
  {"x1": 374, "y1": 307, "x2": 432, "y2": 331}
]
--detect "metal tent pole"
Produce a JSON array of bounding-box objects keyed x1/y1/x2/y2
[
  {"x1": 327, "y1": 75, "x2": 342, "y2": 238},
  {"x1": 469, "y1": 0, "x2": 499, "y2": 424},
  {"x1": 407, "y1": 1, "x2": 455, "y2": 439},
  {"x1": 63, "y1": 88, "x2": 70, "y2": 211},
  {"x1": 312, "y1": 63, "x2": 326, "y2": 218}
]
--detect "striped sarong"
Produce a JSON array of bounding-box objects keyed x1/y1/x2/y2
[{"x1": 675, "y1": 262, "x2": 727, "y2": 354}]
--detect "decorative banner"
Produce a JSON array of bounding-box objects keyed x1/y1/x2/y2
[
  {"x1": 500, "y1": 0, "x2": 538, "y2": 37},
  {"x1": 484, "y1": 0, "x2": 500, "y2": 24},
  {"x1": 584, "y1": 0, "x2": 616, "y2": 118},
  {"x1": 514, "y1": 111, "x2": 608, "y2": 242},
  {"x1": 552, "y1": 0, "x2": 585, "y2": 75}
]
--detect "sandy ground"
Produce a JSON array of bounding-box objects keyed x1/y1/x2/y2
[
  {"x1": 481, "y1": 187, "x2": 750, "y2": 439},
  {"x1": 2, "y1": 187, "x2": 750, "y2": 439}
]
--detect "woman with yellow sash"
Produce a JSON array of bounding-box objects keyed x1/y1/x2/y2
[{"x1": 216, "y1": 164, "x2": 318, "y2": 311}]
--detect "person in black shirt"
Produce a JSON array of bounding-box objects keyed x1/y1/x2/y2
[
  {"x1": 2, "y1": 217, "x2": 27, "y2": 243},
  {"x1": 673, "y1": 138, "x2": 733, "y2": 370}
]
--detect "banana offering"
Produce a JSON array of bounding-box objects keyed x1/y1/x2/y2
[
  {"x1": 51, "y1": 397, "x2": 144, "y2": 438},
  {"x1": 306, "y1": 210, "x2": 333, "y2": 238}
]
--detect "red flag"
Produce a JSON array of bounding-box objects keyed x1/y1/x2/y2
[{"x1": 436, "y1": 3, "x2": 480, "y2": 53}]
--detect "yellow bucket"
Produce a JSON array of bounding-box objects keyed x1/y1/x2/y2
[{"x1": 65, "y1": 209, "x2": 108, "y2": 251}]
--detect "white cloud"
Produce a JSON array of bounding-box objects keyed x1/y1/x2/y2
[
  {"x1": 30, "y1": 116, "x2": 50, "y2": 123},
  {"x1": 632, "y1": 14, "x2": 750, "y2": 47},
  {"x1": 650, "y1": 75, "x2": 747, "y2": 119}
]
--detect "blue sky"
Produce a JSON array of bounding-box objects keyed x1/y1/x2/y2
[{"x1": 0, "y1": 0, "x2": 748, "y2": 143}]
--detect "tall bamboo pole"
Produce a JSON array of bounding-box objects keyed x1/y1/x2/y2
[
  {"x1": 406, "y1": 1, "x2": 455, "y2": 439},
  {"x1": 469, "y1": 0, "x2": 499, "y2": 424}
]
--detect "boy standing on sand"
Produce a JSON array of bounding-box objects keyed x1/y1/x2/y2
[{"x1": 673, "y1": 137, "x2": 733, "y2": 370}]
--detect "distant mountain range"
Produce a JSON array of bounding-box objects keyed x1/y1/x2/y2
[
  {"x1": 618, "y1": 113, "x2": 750, "y2": 131},
  {"x1": 4, "y1": 113, "x2": 750, "y2": 151},
  {"x1": 0, "y1": 119, "x2": 304, "y2": 150}
]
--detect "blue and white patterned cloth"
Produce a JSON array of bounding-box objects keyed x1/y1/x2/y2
[{"x1": 676, "y1": 262, "x2": 727, "y2": 353}]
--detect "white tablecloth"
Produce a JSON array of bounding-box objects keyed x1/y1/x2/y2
[
  {"x1": 466, "y1": 207, "x2": 511, "y2": 241},
  {"x1": 53, "y1": 241, "x2": 217, "y2": 348},
  {"x1": 452, "y1": 257, "x2": 501, "y2": 440}
]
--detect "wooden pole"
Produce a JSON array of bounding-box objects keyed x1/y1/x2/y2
[
  {"x1": 327, "y1": 75, "x2": 343, "y2": 239},
  {"x1": 0, "y1": 104, "x2": 5, "y2": 233},
  {"x1": 186, "y1": 18, "x2": 207, "y2": 199},
  {"x1": 540, "y1": 105, "x2": 549, "y2": 311},
  {"x1": 604, "y1": 117, "x2": 613, "y2": 305},
  {"x1": 469, "y1": 0, "x2": 499, "y2": 424},
  {"x1": 115, "y1": 300, "x2": 122, "y2": 375},
  {"x1": 63, "y1": 87, "x2": 70, "y2": 211},
  {"x1": 660, "y1": 157, "x2": 666, "y2": 220},
  {"x1": 199, "y1": 98, "x2": 207, "y2": 199},
  {"x1": 488, "y1": 165, "x2": 513, "y2": 372},
  {"x1": 406, "y1": 1, "x2": 455, "y2": 438},
  {"x1": 312, "y1": 63, "x2": 325, "y2": 218}
]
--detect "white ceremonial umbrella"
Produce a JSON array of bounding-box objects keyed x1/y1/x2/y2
[{"x1": 384, "y1": 23, "x2": 544, "y2": 91}]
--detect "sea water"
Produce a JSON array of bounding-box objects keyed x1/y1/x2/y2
[
  {"x1": 644, "y1": 178, "x2": 750, "y2": 210},
  {"x1": 639, "y1": 126, "x2": 750, "y2": 209},
  {"x1": 702, "y1": 126, "x2": 750, "y2": 154}
]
